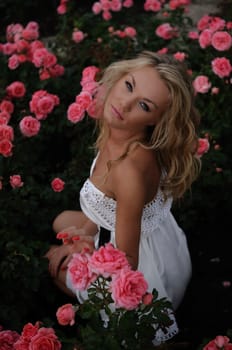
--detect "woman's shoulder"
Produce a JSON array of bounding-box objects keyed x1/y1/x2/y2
[{"x1": 112, "y1": 147, "x2": 161, "y2": 202}]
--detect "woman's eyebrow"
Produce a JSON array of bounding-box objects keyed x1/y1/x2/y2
[{"x1": 129, "y1": 73, "x2": 159, "y2": 109}]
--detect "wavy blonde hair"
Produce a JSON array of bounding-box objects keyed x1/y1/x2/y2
[{"x1": 94, "y1": 51, "x2": 201, "y2": 200}]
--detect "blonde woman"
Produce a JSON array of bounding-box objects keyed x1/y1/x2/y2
[{"x1": 46, "y1": 51, "x2": 201, "y2": 342}]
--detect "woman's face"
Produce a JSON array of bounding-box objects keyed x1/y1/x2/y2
[{"x1": 103, "y1": 65, "x2": 169, "y2": 134}]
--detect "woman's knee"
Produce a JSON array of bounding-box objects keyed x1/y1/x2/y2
[{"x1": 52, "y1": 210, "x2": 85, "y2": 233}]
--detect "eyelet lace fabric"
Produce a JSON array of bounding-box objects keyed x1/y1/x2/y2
[{"x1": 80, "y1": 179, "x2": 172, "y2": 236}]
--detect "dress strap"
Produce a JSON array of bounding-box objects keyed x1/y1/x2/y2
[{"x1": 90, "y1": 152, "x2": 99, "y2": 176}]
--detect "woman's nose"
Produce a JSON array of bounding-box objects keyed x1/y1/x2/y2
[{"x1": 120, "y1": 97, "x2": 132, "y2": 112}]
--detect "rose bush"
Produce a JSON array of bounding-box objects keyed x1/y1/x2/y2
[{"x1": 0, "y1": 0, "x2": 232, "y2": 348}]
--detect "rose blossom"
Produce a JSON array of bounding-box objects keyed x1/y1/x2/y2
[
  {"x1": 51, "y1": 177, "x2": 65, "y2": 192},
  {"x1": 67, "y1": 102, "x2": 85, "y2": 123},
  {"x1": 142, "y1": 292, "x2": 153, "y2": 305},
  {"x1": 0, "y1": 124, "x2": 14, "y2": 141},
  {"x1": 193, "y1": 75, "x2": 211, "y2": 94},
  {"x1": 21, "y1": 322, "x2": 40, "y2": 340},
  {"x1": 155, "y1": 23, "x2": 178, "y2": 40},
  {"x1": 196, "y1": 138, "x2": 210, "y2": 157},
  {"x1": 124, "y1": 26, "x2": 137, "y2": 37},
  {"x1": 10, "y1": 175, "x2": 24, "y2": 189},
  {"x1": 199, "y1": 29, "x2": 212, "y2": 48},
  {"x1": 203, "y1": 335, "x2": 232, "y2": 350},
  {"x1": 0, "y1": 99, "x2": 14, "y2": 114},
  {"x1": 19, "y1": 115, "x2": 40, "y2": 137},
  {"x1": 0, "y1": 111, "x2": 11, "y2": 124},
  {"x1": 56, "y1": 303, "x2": 76, "y2": 326},
  {"x1": 72, "y1": 29, "x2": 85, "y2": 43},
  {"x1": 111, "y1": 268, "x2": 148, "y2": 310},
  {"x1": 0, "y1": 330, "x2": 20, "y2": 350},
  {"x1": 211, "y1": 57, "x2": 232, "y2": 78},
  {"x1": 75, "y1": 91, "x2": 92, "y2": 110},
  {"x1": 0, "y1": 139, "x2": 13, "y2": 157},
  {"x1": 211, "y1": 31, "x2": 232, "y2": 51},
  {"x1": 19, "y1": 116, "x2": 40, "y2": 137},
  {"x1": 67, "y1": 252, "x2": 97, "y2": 290},
  {"x1": 6, "y1": 81, "x2": 26, "y2": 98},
  {"x1": 29, "y1": 327, "x2": 61, "y2": 350},
  {"x1": 89, "y1": 243, "x2": 130, "y2": 277}
]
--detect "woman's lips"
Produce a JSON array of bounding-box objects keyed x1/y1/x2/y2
[{"x1": 111, "y1": 105, "x2": 124, "y2": 120}]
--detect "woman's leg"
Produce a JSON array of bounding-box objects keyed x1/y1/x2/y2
[{"x1": 52, "y1": 210, "x2": 88, "y2": 233}]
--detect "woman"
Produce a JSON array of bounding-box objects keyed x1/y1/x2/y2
[{"x1": 46, "y1": 51, "x2": 201, "y2": 342}]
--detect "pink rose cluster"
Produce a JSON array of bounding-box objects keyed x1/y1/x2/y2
[
  {"x1": 194, "y1": 15, "x2": 232, "y2": 78},
  {"x1": 19, "y1": 89, "x2": 59, "y2": 138},
  {"x1": 203, "y1": 335, "x2": 232, "y2": 350},
  {"x1": 0, "y1": 81, "x2": 26, "y2": 156},
  {"x1": 144, "y1": 0, "x2": 190, "y2": 12},
  {"x1": 67, "y1": 65, "x2": 100, "y2": 123},
  {"x1": 13, "y1": 322, "x2": 61, "y2": 350},
  {"x1": 111, "y1": 26, "x2": 137, "y2": 38},
  {"x1": 66, "y1": 243, "x2": 149, "y2": 311},
  {"x1": 92, "y1": 0, "x2": 134, "y2": 21},
  {"x1": 0, "y1": 22, "x2": 64, "y2": 80}
]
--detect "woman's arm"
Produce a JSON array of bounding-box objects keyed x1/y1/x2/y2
[{"x1": 113, "y1": 162, "x2": 147, "y2": 270}]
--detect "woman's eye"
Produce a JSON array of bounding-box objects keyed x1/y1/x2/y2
[
  {"x1": 125, "y1": 81, "x2": 133, "y2": 91},
  {"x1": 139, "y1": 102, "x2": 150, "y2": 112}
]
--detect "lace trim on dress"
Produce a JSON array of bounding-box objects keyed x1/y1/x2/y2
[
  {"x1": 80, "y1": 179, "x2": 172, "y2": 236},
  {"x1": 152, "y1": 310, "x2": 179, "y2": 345}
]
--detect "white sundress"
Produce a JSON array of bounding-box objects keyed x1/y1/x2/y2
[{"x1": 66, "y1": 155, "x2": 192, "y2": 343}]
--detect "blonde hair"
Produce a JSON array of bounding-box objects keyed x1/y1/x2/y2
[{"x1": 94, "y1": 51, "x2": 201, "y2": 200}]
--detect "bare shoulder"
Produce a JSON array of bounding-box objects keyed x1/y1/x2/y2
[{"x1": 112, "y1": 147, "x2": 160, "y2": 203}]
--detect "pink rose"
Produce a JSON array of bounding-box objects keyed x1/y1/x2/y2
[
  {"x1": 173, "y1": 51, "x2": 186, "y2": 61},
  {"x1": 111, "y1": 268, "x2": 148, "y2": 310},
  {"x1": 124, "y1": 26, "x2": 137, "y2": 37},
  {"x1": 29, "y1": 327, "x2": 61, "y2": 350},
  {"x1": 211, "y1": 57, "x2": 232, "y2": 78},
  {"x1": 0, "y1": 330, "x2": 20, "y2": 350},
  {"x1": 211, "y1": 31, "x2": 232, "y2": 51},
  {"x1": 67, "y1": 252, "x2": 97, "y2": 291},
  {"x1": 142, "y1": 292, "x2": 153, "y2": 305},
  {"x1": 203, "y1": 335, "x2": 232, "y2": 350},
  {"x1": 10, "y1": 175, "x2": 24, "y2": 189},
  {"x1": 19, "y1": 116, "x2": 40, "y2": 137},
  {"x1": 0, "y1": 139, "x2": 13, "y2": 157},
  {"x1": 21, "y1": 322, "x2": 40, "y2": 340},
  {"x1": 0, "y1": 111, "x2": 11, "y2": 124},
  {"x1": 72, "y1": 30, "x2": 85, "y2": 43},
  {"x1": 199, "y1": 29, "x2": 212, "y2": 48},
  {"x1": 0, "y1": 100, "x2": 14, "y2": 114},
  {"x1": 155, "y1": 23, "x2": 178, "y2": 40},
  {"x1": 56, "y1": 303, "x2": 75, "y2": 326},
  {"x1": 6, "y1": 81, "x2": 26, "y2": 98},
  {"x1": 75, "y1": 91, "x2": 92, "y2": 110},
  {"x1": 196, "y1": 138, "x2": 210, "y2": 157},
  {"x1": 193, "y1": 75, "x2": 211, "y2": 94},
  {"x1": 8, "y1": 54, "x2": 20, "y2": 69},
  {"x1": 51, "y1": 177, "x2": 65, "y2": 192},
  {"x1": 0, "y1": 124, "x2": 14, "y2": 141},
  {"x1": 67, "y1": 102, "x2": 85, "y2": 123},
  {"x1": 80, "y1": 66, "x2": 100, "y2": 86},
  {"x1": 89, "y1": 243, "x2": 130, "y2": 277}
]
